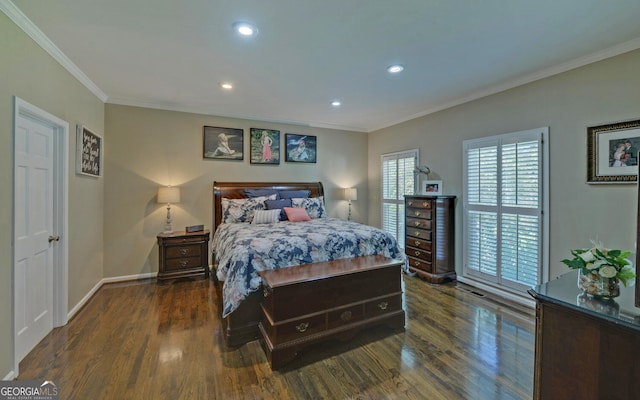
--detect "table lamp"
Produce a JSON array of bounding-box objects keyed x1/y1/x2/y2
[
  {"x1": 158, "y1": 186, "x2": 180, "y2": 233},
  {"x1": 345, "y1": 188, "x2": 357, "y2": 221}
]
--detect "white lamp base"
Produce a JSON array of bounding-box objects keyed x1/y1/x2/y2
[{"x1": 163, "y1": 204, "x2": 173, "y2": 233}]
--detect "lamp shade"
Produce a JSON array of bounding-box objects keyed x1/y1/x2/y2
[
  {"x1": 345, "y1": 188, "x2": 357, "y2": 201},
  {"x1": 158, "y1": 186, "x2": 180, "y2": 204}
]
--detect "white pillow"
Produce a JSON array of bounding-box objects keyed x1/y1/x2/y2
[{"x1": 252, "y1": 209, "x2": 281, "y2": 224}]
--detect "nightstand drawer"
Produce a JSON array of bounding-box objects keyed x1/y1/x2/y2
[
  {"x1": 166, "y1": 244, "x2": 202, "y2": 259},
  {"x1": 163, "y1": 236, "x2": 205, "y2": 245},
  {"x1": 164, "y1": 256, "x2": 202, "y2": 271}
]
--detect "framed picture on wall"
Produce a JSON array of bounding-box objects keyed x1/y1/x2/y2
[
  {"x1": 421, "y1": 180, "x2": 442, "y2": 195},
  {"x1": 285, "y1": 134, "x2": 317, "y2": 163},
  {"x1": 203, "y1": 126, "x2": 244, "y2": 160},
  {"x1": 76, "y1": 125, "x2": 102, "y2": 177},
  {"x1": 250, "y1": 128, "x2": 280, "y2": 164},
  {"x1": 587, "y1": 119, "x2": 640, "y2": 183}
]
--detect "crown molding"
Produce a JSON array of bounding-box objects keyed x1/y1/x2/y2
[{"x1": 1, "y1": 0, "x2": 108, "y2": 102}]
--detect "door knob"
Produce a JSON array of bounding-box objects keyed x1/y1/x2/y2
[{"x1": 48, "y1": 235, "x2": 60, "y2": 243}]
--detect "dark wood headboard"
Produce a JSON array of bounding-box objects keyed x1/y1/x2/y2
[{"x1": 213, "y1": 181, "x2": 325, "y2": 232}]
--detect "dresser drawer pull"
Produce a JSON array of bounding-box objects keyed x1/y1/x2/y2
[
  {"x1": 414, "y1": 231, "x2": 421, "y2": 236},
  {"x1": 422, "y1": 202, "x2": 429, "y2": 207},
  {"x1": 414, "y1": 251, "x2": 421, "y2": 257},
  {"x1": 263, "y1": 288, "x2": 270, "y2": 297},
  {"x1": 414, "y1": 221, "x2": 421, "y2": 226},
  {"x1": 414, "y1": 240, "x2": 421, "y2": 246},
  {"x1": 415, "y1": 261, "x2": 421, "y2": 266},
  {"x1": 378, "y1": 301, "x2": 388, "y2": 310},
  {"x1": 340, "y1": 311, "x2": 352, "y2": 322},
  {"x1": 295, "y1": 322, "x2": 309, "y2": 333},
  {"x1": 179, "y1": 248, "x2": 189, "y2": 255},
  {"x1": 408, "y1": 201, "x2": 414, "y2": 206},
  {"x1": 414, "y1": 211, "x2": 421, "y2": 216},
  {"x1": 180, "y1": 261, "x2": 189, "y2": 267}
]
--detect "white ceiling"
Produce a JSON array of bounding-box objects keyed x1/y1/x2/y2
[{"x1": 7, "y1": 0, "x2": 640, "y2": 132}]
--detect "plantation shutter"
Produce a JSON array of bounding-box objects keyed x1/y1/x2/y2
[
  {"x1": 382, "y1": 149, "x2": 418, "y2": 249},
  {"x1": 464, "y1": 129, "x2": 545, "y2": 292}
]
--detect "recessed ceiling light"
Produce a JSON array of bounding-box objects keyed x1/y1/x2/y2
[
  {"x1": 233, "y1": 21, "x2": 258, "y2": 37},
  {"x1": 387, "y1": 64, "x2": 404, "y2": 74},
  {"x1": 330, "y1": 100, "x2": 342, "y2": 107},
  {"x1": 220, "y1": 83, "x2": 233, "y2": 90}
]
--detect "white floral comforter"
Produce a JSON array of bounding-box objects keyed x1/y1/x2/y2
[{"x1": 213, "y1": 218, "x2": 403, "y2": 317}]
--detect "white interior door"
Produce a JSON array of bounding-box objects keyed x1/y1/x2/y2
[
  {"x1": 13, "y1": 98, "x2": 69, "y2": 371},
  {"x1": 14, "y1": 113, "x2": 56, "y2": 362}
]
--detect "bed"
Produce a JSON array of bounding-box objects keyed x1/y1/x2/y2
[{"x1": 212, "y1": 181, "x2": 404, "y2": 346}]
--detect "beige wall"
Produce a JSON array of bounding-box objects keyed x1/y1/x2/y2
[
  {"x1": 368, "y1": 49, "x2": 640, "y2": 281},
  {"x1": 0, "y1": 14, "x2": 104, "y2": 377},
  {"x1": 103, "y1": 104, "x2": 368, "y2": 278}
]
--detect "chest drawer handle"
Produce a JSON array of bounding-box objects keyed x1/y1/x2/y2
[
  {"x1": 415, "y1": 261, "x2": 421, "y2": 266},
  {"x1": 296, "y1": 322, "x2": 309, "y2": 333},
  {"x1": 179, "y1": 260, "x2": 189, "y2": 267},
  {"x1": 263, "y1": 288, "x2": 270, "y2": 297},
  {"x1": 179, "y1": 248, "x2": 189, "y2": 255},
  {"x1": 408, "y1": 201, "x2": 414, "y2": 206},
  {"x1": 414, "y1": 231, "x2": 421, "y2": 236},
  {"x1": 414, "y1": 251, "x2": 421, "y2": 257},
  {"x1": 340, "y1": 311, "x2": 352, "y2": 322},
  {"x1": 422, "y1": 202, "x2": 429, "y2": 207},
  {"x1": 414, "y1": 240, "x2": 421, "y2": 246},
  {"x1": 378, "y1": 301, "x2": 388, "y2": 310},
  {"x1": 414, "y1": 221, "x2": 421, "y2": 226},
  {"x1": 414, "y1": 211, "x2": 421, "y2": 216}
]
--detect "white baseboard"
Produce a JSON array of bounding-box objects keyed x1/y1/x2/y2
[
  {"x1": 67, "y1": 272, "x2": 157, "y2": 321},
  {"x1": 456, "y1": 276, "x2": 536, "y2": 309},
  {"x1": 3, "y1": 370, "x2": 16, "y2": 380}
]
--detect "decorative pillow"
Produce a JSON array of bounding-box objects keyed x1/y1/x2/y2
[
  {"x1": 265, "y1": 199, "x2": 292, "y2": 221},
  {"x1": 252, "y1": 209, "x2": 281, "y2": 224},
  {"x1": 244, "y1": 189, "x2": 280, "y2": 199},
  {"x1": 284, "y1": 207, "x2": 312, "y2": 222},
  {"x1": 291, "y1": 196, "x2": 327, "y2": 219},
  {"x1": 221, "y1": 195, "x2": 276, "y2": 223},
  {"x1": 278, "y1": 190, "x2": 310, "y2": 199}
]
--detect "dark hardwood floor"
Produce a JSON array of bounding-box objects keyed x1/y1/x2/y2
[{"x1": 18, "y1": 275, "x2": 535, "y2": 399}]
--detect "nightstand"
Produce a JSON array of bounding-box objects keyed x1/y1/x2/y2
[{"x1": 157, "y1": 230, "x2": 210, "y2": 282}]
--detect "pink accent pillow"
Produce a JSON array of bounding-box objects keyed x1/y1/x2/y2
[{"x1": 284, "y1": 207, "x2": 311, "y2": 222}]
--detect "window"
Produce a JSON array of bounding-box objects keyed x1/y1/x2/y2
[
  {"x1": 381, "y1": 149, "x2": 418, "y2": 249},
  {"x1": 463, "y1": 128, "x2": 548, "y2": 293}
]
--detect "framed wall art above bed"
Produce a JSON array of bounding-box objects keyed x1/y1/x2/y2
[
  {"x1": 250, "y1": 128, "x2": 280, "y2": 165},
  {"x1": 285, "y1": 134, "x2": 317, "y2": 163},
  {"x1": 203, "y1": 126, "x2": 244, "y2": 160}
]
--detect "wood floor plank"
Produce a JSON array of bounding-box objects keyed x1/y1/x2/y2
[{"x1": 18, "y1": 275, "x2": 534, "y2": 399}]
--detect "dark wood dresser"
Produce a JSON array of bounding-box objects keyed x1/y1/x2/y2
[
  {"x1": 258, "y1": 255, "x2": 405, "y2": 369},
  {"x1": 404, "y1": 195, "x2": 456, "y2": 283},
  {"x1": 528, "y1": 271, "x2": 640, "y2": 399},
  {"x1": 157, "y1": 230, "x2": 210, "y2": 282}
]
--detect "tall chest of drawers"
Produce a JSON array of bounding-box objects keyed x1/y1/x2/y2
[{"x1": 404, "y1": 195, "x2": 456, "y2": 283}]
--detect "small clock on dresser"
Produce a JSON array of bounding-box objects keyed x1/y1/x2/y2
[
  {"x1": 404, "y1": 195, "x2": 456, "y2": 283},
  {"x1": 157, "y1": 230, "x2": 210, "y2": 282}
]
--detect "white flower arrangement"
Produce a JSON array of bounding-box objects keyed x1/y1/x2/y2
[{"x1": 562, "y1": 242, "x2": 636, "y2": 287}]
